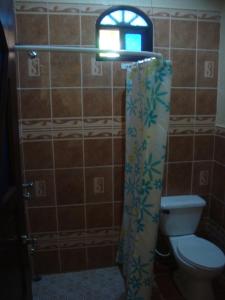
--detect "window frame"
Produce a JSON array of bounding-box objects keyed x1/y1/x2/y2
[{"x1": 96, "y1": 5, "x2": 153, "y2": 61}]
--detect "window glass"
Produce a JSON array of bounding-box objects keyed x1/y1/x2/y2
[
  {"x1": 125, "y1": 33, "x2": 142, "y2": 51},
  {"x1": 99, "y1": 29, "x2": 120, "y2": 58},
  {"x1": 130, "y1": 16, "x2": 148, "y2": 26},
  {"x1": 101, "y1": 15, "x2": 117, "y2": 25},
  {"x1": 124, "y1": 11, "x2": 137, "y2": 23},
  {"x1": 96, "y1": 6, "x2": 153, "y2": 60},
  {"x1": 110, "y1": 10, "x2": 123, "y2": 23}
]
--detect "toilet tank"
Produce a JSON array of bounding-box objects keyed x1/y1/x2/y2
[{"x1": 159, "y1": 195, "x2": 206, "y2": 236}]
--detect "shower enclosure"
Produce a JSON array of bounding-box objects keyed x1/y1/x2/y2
[{"x1": 14, "y1": 0, "x2": 225, "y2": 299}]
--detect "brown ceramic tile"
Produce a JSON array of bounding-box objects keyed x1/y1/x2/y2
[
  {"x1": 86, "y1": 203, "x2": 113, "y2": 228},
  {"x1": 165, "y1": 137, "x2": 169, "y2": 162},
  {"x1": 60, "y1": 248, "x2": 87, "y2": 272},
  {"x1": 198, "y1": 22, "x2": 220, "y2": 50},
  {"x1": 82, "y1": 54, "x2": 111, "y2": 87},
  {"x1": 19, "y1": 52, "x2": 50, "y2": 88},
  {"x1": 21, "y1": 89, "x2": 51, "y2": 119},
  {"x1": 196, "y1": 90, "x2": 217, "y2": 115},
  {"x1": 33, "y1": 250, "x2": 60, "y2": 274},
  {"x1": 83, "y1": 88, "x2": 112, "y2": 116},
  {"x1": 55, "y1": 169, "x2": 84, "y2": 205},
  {"x1": 114, "y1": 166, "x2": 124, "y2": 202},
  {"x1": 171, "y1": 50, "x2": 196, "y2": 87},
  {"x1": 114, "y1": 202, "x2": 123, "y2": 226},
  {"x1": 16, "y1": 14, "x2": 48, "y2": 44},
  {"x1": 154, "y1": 48, "x2": 170, "y2": 60},
  {"x1": 171, "y1": 20, "x2": 197, "y2": 48},
  {"x1": 168, "y1": 136, "x2": 194, "y2": 162},
  {"x1": 51, "y1": 52, "x2": 81, "y2": 87},
  {"x1": 153, "y1": 18, "x2": 170, "y2": 47},
  {"x1": 167, "y1": 163, "x2": 192, "y2": 195},
  {"x1": 29, "y1": 207, "x2": 57, "y2": 233},
  {"x1": 85, "y1": 167, "x2": 112, "y2": 203},
  {"x1": 212, "y1": 163, "x2": 225, "y2": 201},
  {"x1": 197, "y1": 51, "x2": 218, "y2": 87},
  {"x1": 52, "y1": 89, "x2": 82, "y2": 118},
  {"x1": 84, "y1": 139, "x2": 112, "y2": 166},
  {"x1": 210, "y1": 197, "x2": 224, "y2": 227},
  {"x1": 162, "y1": 163, "x2": 168, "y2": 196},
  {"x1": 54, "y1": 139, "x2": 83, "y2": 168},
  {"x1": 113, "y1": 88, "x2": 126, "y2": 116},
  {"x1": 81, "y1": 15, "x2": 97, "y2": 45},
  {"x1": 25, "y1": 170, "x2": 55, "y2": 207},
  {"x1": 49, "y1": 15, "x2": 80, "y2": 45},
  {"x1": 87, "y1": 246, "x2": 114, "y2": 269},
  {"x1": 114, "y1": 138, "x2": 125, "y2": 165},
  {"x1": 23, "y1": 141, "x2": 53, "y2": 170},
  {"x1": 170, "y1": 89, "x2": 195, "y2": 115},
  {"x1": 58, "y1": 206, "x2": 85, "y2": 231},
  {"x1": 192, "y1": 161, "x2": 212, "y2": 195},
  {"x1": 214, "y1": 136, "x2": 225, "y2": 165},
  {"x1": 194, "y1": 135, "x2": 214, "y2": 160},
  {"x1": 113, "y1": 62, "x2": 126, "y2": 87},
  {"x1": 200, "y1": 196, "x2": 210, "y2": 223}
]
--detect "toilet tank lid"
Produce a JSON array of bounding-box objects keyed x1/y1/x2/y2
[{"x1": 161, "y1": 195, "x2": 206, "y2": 209}]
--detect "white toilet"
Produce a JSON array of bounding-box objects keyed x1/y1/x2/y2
[{"x1": 159, "y1": 195, "x2": 225, "y2": 300}]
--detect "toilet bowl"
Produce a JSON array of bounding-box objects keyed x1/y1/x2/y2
[
  {"x1": 160, "y1": 195, "x2": 225, "y2": 300},
  {"x1": 170, "y1": 235, "x2": 225, "y2": 300}
]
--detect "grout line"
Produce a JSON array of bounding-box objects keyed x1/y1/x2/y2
[
  {"x1": 111, "y1": 61, "x2": 115, "y2": 233},
  {"x1": 170, "y1": 47, "x2": 219, "y2": 52},
  {"x1": 18, "y1": 114, "x2": 217, "y2": 121},
  {"x1": 16, "y1": 85, "x2": 218, "y2": 91},
  {"x1": 24, "y1": 164, "x2": 125, "y2": 172},
  {"x1": 165, "y1": 7, "x2": 172, "y2": 194},
  {"x1": 46, "y1": 1, "x2": 62, "y2": 272},
  {"x1": 167, "y1": 159, "x2": 213, "y2": 164},
  {"x1": 23, "y1": 159, "x2": 217, "y2": 173},
  {"x1": 168, "y1": 7, "x2": 171, "y2": 60},
  {"x1": 190, "y1": 12, "x2": 199, "y2": 194},
  {"x1": 15, "y1": 12, "x2": 221, "y2": 24},
  {"x1": 79, "y1": 12, "x2": 89, "y2": 269},
  {"x1": 27, "y1": 202, "x2": 117, "y2": 209},
  {"x1": 209, "y1": 133, "x2": 216, "y2": 216}
]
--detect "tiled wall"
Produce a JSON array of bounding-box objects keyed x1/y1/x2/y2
[
  {"x1": 15, "y1": 1, "x2": 221, "y2": 273},
  {"x1": 207, "y1": 126, "x2": 225, "y2": 251}
]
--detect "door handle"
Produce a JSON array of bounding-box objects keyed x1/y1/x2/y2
[
  {"x1": 22, "y1": 182, "x2": 33, "y2": 200},
  {"x1": 22, "y1": 182, "x2": 33, "y2": 189},
  {"x1": 20, "y1": 234, "x2": 37, "y2": 252}
]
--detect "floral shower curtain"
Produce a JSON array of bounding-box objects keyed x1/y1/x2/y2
[{"x1": 117, "y1": 58, "x2": 172, "y2": 300}]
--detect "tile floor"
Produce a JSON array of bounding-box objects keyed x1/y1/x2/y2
[
  {"x1": 32, "y1": 267, "x2": 125, "y2": 300},
  {"x1": 32, "y1": 261, "x2": 225, "y2": 300}
]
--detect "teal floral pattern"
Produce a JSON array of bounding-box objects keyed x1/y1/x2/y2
[{"x1": 117, "y1": 58, "x2": 172, "y2": 300}]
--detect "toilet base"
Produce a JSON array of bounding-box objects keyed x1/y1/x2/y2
[{"x1": 173, "y1": 270, "x2": 214, "y2": 300}]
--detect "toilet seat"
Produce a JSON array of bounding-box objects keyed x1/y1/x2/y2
[{"x1": 177, "y1": 236, "x2": 225, "y2": 270}]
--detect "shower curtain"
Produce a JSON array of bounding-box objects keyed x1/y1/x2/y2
[{"x1": 117, "y1": 58, "x2": 172, "y2": 300}]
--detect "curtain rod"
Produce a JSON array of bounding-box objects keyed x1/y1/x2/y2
[{"x1": 14, "y1": 44, "x2": 163, "y2": 59}]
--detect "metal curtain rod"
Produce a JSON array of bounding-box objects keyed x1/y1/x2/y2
[{"x1": 14, "y1": 44, "x2": 163, "y2": 59}]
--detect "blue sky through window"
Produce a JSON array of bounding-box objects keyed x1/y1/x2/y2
[{"x1": 125, "y1": 33, "x2": 142, "y2": 51}]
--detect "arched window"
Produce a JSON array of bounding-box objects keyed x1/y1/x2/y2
[{"x1": 96, "y1": 6, "x2": 153, "y2": 61}]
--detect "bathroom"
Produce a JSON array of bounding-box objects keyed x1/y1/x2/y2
[{"x1": 0, "y1": 0, "x2": 225, "y2": 299}]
